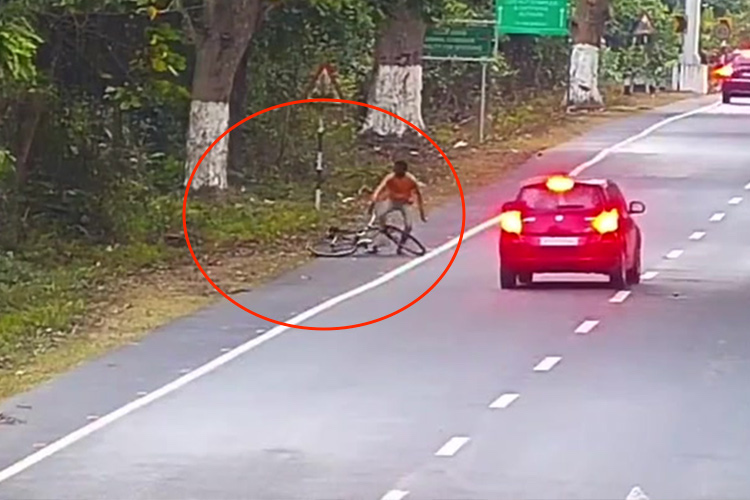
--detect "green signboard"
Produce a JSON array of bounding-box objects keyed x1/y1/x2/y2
[
  {"x1": 496, "y1": 0, "x2": 570, "y2": 36},
  {"x1": 424, "y1": 25, "x2": 495, "y2": 59}
]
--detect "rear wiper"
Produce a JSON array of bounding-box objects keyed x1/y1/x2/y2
[{"x1": 556, "y1": 204, "x2": 585, "y2": 209}]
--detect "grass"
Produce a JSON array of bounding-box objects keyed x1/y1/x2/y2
[{"x1": 0, "y1": 87, "x2": 690, "y2": 401}]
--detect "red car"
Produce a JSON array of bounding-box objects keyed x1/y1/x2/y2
[
  {"x1": 498, "y1": 175, "x2": 645, "y2": 289},
  {"x1": 715, "y1": 50, "x2": 750, "y2": 103}
]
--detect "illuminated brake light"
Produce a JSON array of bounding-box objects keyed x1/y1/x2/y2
[
  {"x1": 500, "y1": 210, "x2": 523, "y2": 234},
  {"x1": 546, "y1": 175, "x2": 574, "y2": 193},
  {"x1": 714, "y1": 64, "x2": 733, "y2": 78},
  {"x1": 592, "y1": 209, "x2": 619, "y2": 234}
]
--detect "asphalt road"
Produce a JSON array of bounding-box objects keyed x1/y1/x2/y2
[{"x1": 2, "y1": 95, "x2": 750, "y2": 500}]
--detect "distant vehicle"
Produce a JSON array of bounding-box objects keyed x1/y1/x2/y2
[
  {"x1": 715, "y1": 50, "x2": 750, "y2": 104},
  {"x1": 498, "y1": 175, "x2": 646, "y2": 289}
]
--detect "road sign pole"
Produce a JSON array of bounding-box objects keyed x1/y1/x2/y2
[
  {"x1": 314, "y1": 117, "x2": 324, "y2": 211},
  {"x1": 479, "y1": 61, "x2": 488, "y2": 143}
]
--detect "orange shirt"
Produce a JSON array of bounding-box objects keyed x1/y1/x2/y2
[{"x1": 381, "y1": 173, "x2": 418, "y2": 203}]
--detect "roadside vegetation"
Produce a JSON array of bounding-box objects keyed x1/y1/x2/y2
[{"x1": 0, "y1": 0, "x2": 746, "y2": 399}]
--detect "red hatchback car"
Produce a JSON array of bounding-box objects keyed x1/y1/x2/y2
[{"x1": 498, "y1": 175, "x2": 645, "y2": 289}]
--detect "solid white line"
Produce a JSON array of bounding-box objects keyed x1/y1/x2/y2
[
  {"x1": 729, "y1": 196, "x2": 743, "y2": 205},
  {"x1": 709, "y1": 212, "x2": 726, "y2": 222},
  {"x1": 489, "y1": 393, "x2": 520, "y2": 409},
  {"x1": 689, "y1": 231, "x2": 706, "y2": 241},
  {"x1": 534, "y1": 356, "x2": 562, "y2": 372},
  {"x1": 381, "y1": 490, "x2": 410, "y2": 500},
  {"x1": 641, "y1": 271, "x2": 659, "y2": 280},
  {"x1": 609, "y1": 290, "x2": 631, "y2": 303},
  {"x1": 435, "y1": 437, "x2": 470, "y2": 457},
  {"x1": 575, "y1": 319, "x2": 600, "y2": 334},
  {"x1": 665, "y1": 249, "x2": 684, "y2": 259},
  {"x1": 0, "y1": 100, "x2": 719, "y2": 485}
]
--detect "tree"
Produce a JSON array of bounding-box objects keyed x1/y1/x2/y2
[
  {"x1": 360, "y1": 0, "x2": 427, "y2": 137},
  {"x1": 181, "y1": 0, "x2": 272, "y2": 191},
  {"x1": 568, "y1": 0, "x2": 610, "y2": 107}
]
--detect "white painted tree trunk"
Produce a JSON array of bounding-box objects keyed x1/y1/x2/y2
[
  {"x1": 185, "y1": 100, "x2": 230, "y2": 190},
  {"x1": 361, "y1": 64, "x2": 425, "y2": 137},
  {"x1": 568, "y1": 43, "x2": 603, "y2": 107}
]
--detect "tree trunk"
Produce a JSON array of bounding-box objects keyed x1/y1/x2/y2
[
  {"x1": 568, "y1": 0, "x2": 609, "y2": 108},
  {"x1": 185, "y1": 0, "x2": 264, "y2": 191},
  {"x1": 228, "y1": 43, "x2": 250, "y2": 179},
  {"x1": 361, "y1": 2, "x2": 426, "y2": 137}
]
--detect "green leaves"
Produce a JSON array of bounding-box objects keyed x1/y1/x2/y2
[{"x1": 0, "y1": 16, "x2": 43, "y2": 83}]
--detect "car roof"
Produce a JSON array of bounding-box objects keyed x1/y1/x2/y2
[{"x1": 519, "y1": 175, "x2": 609, "y2": 188}]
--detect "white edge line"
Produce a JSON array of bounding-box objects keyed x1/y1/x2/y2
[
  {"x1": 0, "y1": 99, "x2": 719, "y2": 485},
  {"x1": 435, "y1": 436, "x2": 470, "y2": 457}
]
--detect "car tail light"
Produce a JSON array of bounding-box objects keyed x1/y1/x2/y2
[
  {"x1": 546, "y1": 175, "x2": 574, "y2": 193},
  {"x1": 500, "y1": 210, "x2": 523, "y2": 234},
  {"x1": 714, "y1": 64, "x2": 734, "y2": 78},
  {"x1": 592, "y1": 208, "x2": 619, "y2": 234}
]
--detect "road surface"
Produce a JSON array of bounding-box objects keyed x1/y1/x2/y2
[{"x1": 2, "y1": 95, "x2": 750, "y2": 500}]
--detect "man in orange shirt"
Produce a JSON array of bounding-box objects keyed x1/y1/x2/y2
[{"x1": 367, "y1": 160, "x2": 427, "y2": 254}]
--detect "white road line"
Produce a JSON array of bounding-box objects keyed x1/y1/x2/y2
[
  {"x1": 0, "y1": 100, "x2": 719, "y2": 486},
  {"x1": 665, "y1": 249, "x2": 684, "y2": 259},
  {"x1": 641, "y1": 271, "x2": 659, "y2": 280},
  {"x1": 729, "y1": 196, "x2": 743, "y2": 205},
  {"x1": 710, "y1": 212, "x2": 726, "y2": 222},
  {"x1": 435, "y1": 437, "x2": 470, "y2": 457},
  {"x1": 381, "y1": 490, "x2": 410, "y2": 500},
  {"x1": 689, "y1": 231, "x2": 706, "y2": 240},
  {"x1": 534, "y1": 356, "x2": 562, "y2": 372},
  {"x1": 609, "y1": 290, "x2": 631, "y2": 303},
  {"x1": 745, "y1": 182, "x2": 750, "y2": 190},
  {"x1": 489, "y1": 393, "x2": 520, "y2": 409},
  {"x1": 626, "y1": 485, "x2": 650, "y2": 500},
  {"x1": 575, "y1": 319, "x2": 600, "y2": 334}
]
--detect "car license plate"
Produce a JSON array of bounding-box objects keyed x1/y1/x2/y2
[{"x1": 539, "y1": 236, "x2": 579, "y2": 246}]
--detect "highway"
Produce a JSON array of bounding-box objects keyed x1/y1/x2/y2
[{"x1": 1, "y1": 95, "x2": 750, "y2": 499}]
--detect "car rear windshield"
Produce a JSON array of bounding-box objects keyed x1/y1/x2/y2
[{"x1": 517, "y1": 183, "x2": 605, "y2": 211}]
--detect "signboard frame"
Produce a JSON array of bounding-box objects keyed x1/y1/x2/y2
[{"x1": 423, "y1": 19, "x2": 499, "y2": 142}]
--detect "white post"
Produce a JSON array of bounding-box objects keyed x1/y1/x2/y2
[
  {"x1": 479, "y1": 62, "x2": 487, "y2": 143},
  {"x1": 676, "y1": 0, "x2": 708, "y2": 93}
]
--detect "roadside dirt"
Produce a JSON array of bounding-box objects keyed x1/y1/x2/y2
[{"x1": 0, "y1": 90, "x2": 690, "y2": 400}]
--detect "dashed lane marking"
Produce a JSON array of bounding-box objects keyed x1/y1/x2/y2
[
  {"x1": 729, "y1": 196, "x2": 743, "y2": 205},
  {"x1": 641, "y1": 271, "x2": 658, "y2": 280},
  {"x1": 609, "y1": 291, "x2": 631, "y2": 303},
  {"x1": 534, "y1": 356, "x2": 562, "y2": 372},
  {"x1": 689, "y1": 231, "x2": 706, "y2": 240},
  {"x1": 665, "y1": 249, "x2": 684, "y2": 259},
  {"x1": 575, "y1": 320, "x2": 600, "y2": 334},
  {"x1": 381, "y1": 490, "x2": 410, "y2": 500},
  {"x1": 489, "y1": 393, "x2": 520, "y2": 409},
  {"x1": 435, "y1": 437, "x2": 470, "y2": 457},
  {"x1": 709, "y1": 212, "x2": 726, "y2": 222}
]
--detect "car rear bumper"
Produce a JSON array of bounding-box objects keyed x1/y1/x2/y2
[
  {"x1": 723, "y1": 79, "x2": 750, "y2": 96},
  {"x1": 499, "y1": 234, "x2": 622, "y2": 274}
]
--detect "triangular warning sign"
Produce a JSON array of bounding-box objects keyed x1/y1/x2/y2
[
  {"x1": 633, "y1": 13, "x2": 655, "y2": 36},
  {"x1": 304, "y1": 64, "x2": 344, "y2": 99}
]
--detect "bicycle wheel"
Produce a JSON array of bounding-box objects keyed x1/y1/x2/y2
[
  {"x1": 308, "y1": 230, "x2": 359, "y2": 257},
  {"x1": 382, "y1": 225, "x2": 426, "y2": 257}
]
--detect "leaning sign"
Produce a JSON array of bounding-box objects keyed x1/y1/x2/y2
[{"x1": 496, "y1": 0, "x2": 570, "y2": 36}]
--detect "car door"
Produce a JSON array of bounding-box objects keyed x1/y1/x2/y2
[{"x1": 607, "y1": 182, "x2": 637, "y2": 265}]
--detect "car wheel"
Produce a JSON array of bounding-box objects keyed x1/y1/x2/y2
[
  {"x1": 609, "y1": 253, "x2": 629, "y2": 290},
  {"x1": 626, "y1": 245, "x2": 641, "y2": 285},
  {"x1": 518, "y1": 272, "x2": 533, "y2": 285},
  {"x1": 499, "y1": 265, "x2": 517, "y2": 289},
  {"x1": 723, "y1": 92, "x2": 731, "y2": 104}
]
